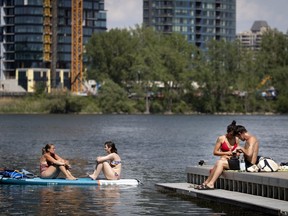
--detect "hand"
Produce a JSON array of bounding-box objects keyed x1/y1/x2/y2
[
  {"x1": 65, "y1": 164, "x2": 71, "y2": 169},
  {"x1": 227, "y1": 151, "x2": 233, "y2": 156},
  {"x1": 233, "y1": 146, "x2": 242, "y2": 153}
]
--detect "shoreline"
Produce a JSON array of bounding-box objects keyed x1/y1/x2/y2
[{"x1": 0, "y1": 111, "x2": 282, "y2": 115}]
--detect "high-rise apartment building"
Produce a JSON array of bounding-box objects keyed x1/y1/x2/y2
[
  {"x1": 0, "y1": 0, "x2": 106, "y2": 90},
  {"x1": 237, "y1": 21, "x2": 270, "y2": 50},
  {"x1": 143, "y1": 0, "x2": 236, "y2": 49}
]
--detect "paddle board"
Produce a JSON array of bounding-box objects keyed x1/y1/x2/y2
[{"x1": 0, "y1": 177, "x2": 140, "y2": 186}]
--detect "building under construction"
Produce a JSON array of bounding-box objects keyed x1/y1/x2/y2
[{"x1": 0, "y1": 0, "x2": 106, "y2": 93}]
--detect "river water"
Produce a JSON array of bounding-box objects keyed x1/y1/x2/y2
[{"x1": 0, "y1": 114, "x2": 287, "y2": 215}]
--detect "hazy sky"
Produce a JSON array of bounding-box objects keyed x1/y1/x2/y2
[{"x1": 105, "y1": 0, "x2": 288, "y2": 33}]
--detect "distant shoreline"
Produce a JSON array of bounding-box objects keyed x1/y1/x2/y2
[{"x1": 0, "y1": 111, "x2": 281, "y2": 115}]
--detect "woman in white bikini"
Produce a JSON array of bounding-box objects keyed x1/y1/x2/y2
[
  {"x1": 40, "y1": 143, "x2": 77, "y2": 180},
  {"x1": 88, "y1": 141, "x2": 122, "y2": 180}
]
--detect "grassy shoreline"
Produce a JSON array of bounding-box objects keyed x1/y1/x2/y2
[{"x1": 0, "y1": 96, "x2": 282, "y2": 115}]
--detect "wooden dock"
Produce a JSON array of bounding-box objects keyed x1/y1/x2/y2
[{"x1": 156, "y1": 165, "x2": 288, "y2": 215}]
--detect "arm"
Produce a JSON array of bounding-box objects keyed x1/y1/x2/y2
[
  {"x1": 96, "y1": 153, "x2": 115, "y2": 163},
  {"x1": 44, "y1": 154, "x2": 66, "y2": 166},
  {"x1": 237, "y1": 137, "x2": 258, "y2": 158},
  {"x1": 213, "y1": 136, "x2": 232, "y2": 157}
]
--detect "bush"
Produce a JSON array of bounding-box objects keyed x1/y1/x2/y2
[
  {"x1": 65, "y1": 97, "x2": 83, "y2": 113},
  {"x1": 98, "y1": 79, "x2": 134, "y2": 114},
  {"x1": 276, "y1": 95, "x2": 288, "y2": 113},
  {"x1": 47, "y1": 98, "x2": 67, "y2": 113},
  {"x1": 150, "y1": 101, "x2": 163, "y2": 113},
  {"x1": 173, "y1": 100, "x2": 191, "y2": 113}
]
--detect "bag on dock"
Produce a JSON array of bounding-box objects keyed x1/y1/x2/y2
[{"x1": 257, "y1": 157, "x2": 279, "y2": 172}]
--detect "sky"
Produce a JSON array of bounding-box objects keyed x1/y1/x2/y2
[{"x1": 105, "y1": 0, "x2": 288, "y2": 34}]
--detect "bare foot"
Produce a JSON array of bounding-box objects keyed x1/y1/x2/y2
[
  {"x1": 66, "y1": 177, "x2": 77, "y2": 180},
  {"x1": 88, "y1": 174, "x2": 96, "y2": 180}
]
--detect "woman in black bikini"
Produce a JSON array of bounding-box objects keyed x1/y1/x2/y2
[{"x1": 88, "y1": 141, "x2": 122, "y2": 180}]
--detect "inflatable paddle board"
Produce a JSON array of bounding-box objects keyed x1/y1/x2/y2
[{"x1": 0, "y1": 177, "x2": 140, "y2": 186}]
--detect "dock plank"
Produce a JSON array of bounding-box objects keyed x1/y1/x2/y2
[{"x1": 156, "y1": 182, "x2": 288, "y2": 216}]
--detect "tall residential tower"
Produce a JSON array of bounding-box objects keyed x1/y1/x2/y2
[
  {"x1": 0, "y1": 0, "x2": 106, "y2": 92},
  {"x1": 143, "y1": 0, "x2": 236, "y2": 49}
]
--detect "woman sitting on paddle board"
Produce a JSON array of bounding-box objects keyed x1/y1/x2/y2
[
  {"x1": 40, "y1": 143, "x2": 77, "y2": 180},
  {"x1": 88, "y1": 141, "x2": 122, "y2": 180}
]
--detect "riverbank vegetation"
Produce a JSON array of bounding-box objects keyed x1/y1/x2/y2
[{"x1": 1, "y1": 26, "x2": 288, "y2": 114}]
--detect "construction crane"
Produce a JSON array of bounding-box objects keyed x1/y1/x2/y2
[
  {"x1": 257, "y1": 75, "x2": 271, "y2": 90},
  {"x1": 71, "y1": 0, "x2": 83, "y2": 93},
  {"x1": 43, "y1": 0, "x2": 57, "y2": 89},
  {"x1": 43, "y1": 0, "x2": 84, "y2": 93}
]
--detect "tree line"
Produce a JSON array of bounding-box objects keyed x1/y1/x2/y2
[{"x1": 83, "y1": 25, "x2": 288, "y2": 114}]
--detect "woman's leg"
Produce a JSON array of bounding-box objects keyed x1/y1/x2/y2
[
  {"x1": 58, "y1": 165, "x2": 77, "y2": 180},
  {"x1": 56, "y1": 159, "x2": 77, "y2": 180},
  {"x1": 203, "y1": 157, "x2": 227, "y2": 185},
  {"x1": 89, "y1": 162, "x2": 104, "y2": 180},
  {"x1": 40, "y1": 165, "x2": 60, "y2": 179},
  {"x1": 205, "y1": 159, "x2": 229, "y2": 188},
  {"x1": 102, "y1": 163, "x2": 119, "y2": 180}
]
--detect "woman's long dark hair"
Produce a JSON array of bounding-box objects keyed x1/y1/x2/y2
[
  {"x1": 42, "y1": 143, "x2": 54, "y2": 155},
  {"x1": 105, "y1": 141, "x2": 118, "y2": 154}
]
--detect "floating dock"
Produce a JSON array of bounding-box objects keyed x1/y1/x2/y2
[{"x1": 156, "y1": 165, "x2": 288, "y2": 215}]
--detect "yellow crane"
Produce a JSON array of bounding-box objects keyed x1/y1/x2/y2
[
  {"x1": 43, "y1": 0, "x2": 58, "y2": 89},
  {"x1": 71, "y1": 0, "x2": 83, "y2": 93},
  {"x1": 43, "y1": 0, "x2": 83, "y2": 93},
  {"x1": 257, "y1": 75, "x2": 271, "y2": 90}
]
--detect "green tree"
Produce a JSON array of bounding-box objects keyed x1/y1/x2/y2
[
  {"x1": 199, "y1": 40, "x2": 242, "y2": 112},
  {"x1": 85, "y1": 28, "x2": 138, "y2": 84},
  {"x1": 158, "y1": 33, "x2": 195, "y2": 113},
  {"x1": 97, "y1": 79, "x2": 135, "y2": 113}
]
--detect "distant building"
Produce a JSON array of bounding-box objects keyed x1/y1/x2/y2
[
  {"x1": 236, "y1": 21, "x2": 270, "y2": 50},
  {"x1": 0, "y1": 0, "x2": 106, "y2": 92},
  {"x1": 143, "y1": 0, "x2": 236, "y2": 50}
]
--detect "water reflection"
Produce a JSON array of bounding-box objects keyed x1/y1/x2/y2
[{"x1": 38, "y1": 186, "x2": 87, "y2": 215}]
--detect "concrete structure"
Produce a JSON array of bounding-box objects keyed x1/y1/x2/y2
[
  {"x1": 0, "y1": 0, "x2": 106, "y2": 92},
  {"x1": 156, "y1": 165, "x2": 288, "y2": 215},
  {"x1": 0, "y1": 79, "x2": 26, "y2": 94},
  {"x1": 186, "y1": 165, "x2": 288, "y2": 201},
  {"x1": 15, "y1": 68, "x2": 70, "y2": 93},
  {"x1": 156, "y1": 182, "x2": 288, "y2": 215},
  {"x1": 143, "y1": 0, "x2": 236, "y2": 50},
  {"x1": 237, "y1": 20, "x2": 270, "y2": 50}
]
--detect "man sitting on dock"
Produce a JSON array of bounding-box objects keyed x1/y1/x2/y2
[
  {"x1": 196, "y1": 125, "x2": 260, "y2": 190},
  {"x1": 234, "y1": 125, "x2": 260, "y2": 169}
]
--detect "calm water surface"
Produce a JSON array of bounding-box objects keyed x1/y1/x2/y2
[{"x1": 0, "y1": 114, "x2": 287, "y2": 215}]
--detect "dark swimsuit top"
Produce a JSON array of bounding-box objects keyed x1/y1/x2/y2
[{"x1": 220, "y1": 141, "x2": 238, "y2": 152}]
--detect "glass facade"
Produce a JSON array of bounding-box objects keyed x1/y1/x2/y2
[
  {"x1": 143, "y1": 0, "x2": 236, "y2": 50},
  {"x1": 0, "y1": 0, "x2": 106, "y2": 79}
]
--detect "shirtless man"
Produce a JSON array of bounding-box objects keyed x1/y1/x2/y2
[
  {"x1": 196, "y1": 124, "x2": 259, "y2": 190},
  {"x1": 234, "y1": 125, "x2": 260, "y2": 168}
]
